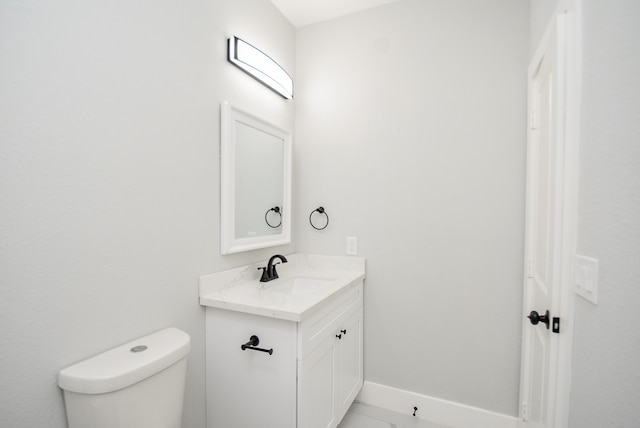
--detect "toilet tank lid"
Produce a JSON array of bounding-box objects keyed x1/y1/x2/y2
[{"x1": 58, "y1": 327, "x2": 190, "y2": 394}]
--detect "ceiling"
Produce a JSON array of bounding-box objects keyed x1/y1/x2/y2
[{"x1": 269, "y1": 0, "x2": 403, "y2": 28}]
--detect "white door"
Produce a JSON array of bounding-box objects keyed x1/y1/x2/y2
[{"x1": 519, "y1": 14, "x2": 569, "y2": 428}]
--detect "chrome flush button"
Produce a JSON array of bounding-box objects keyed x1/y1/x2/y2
[{"x1": 130, "y1": 345, "x2": 148, "y2": 353}]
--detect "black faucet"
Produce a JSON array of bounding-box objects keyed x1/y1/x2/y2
[{"x1": 258, "y1": 254, "x2": 288, "y2": 282}]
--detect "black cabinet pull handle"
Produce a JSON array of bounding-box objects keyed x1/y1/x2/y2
[
  {"x1": 241, "y1": 335, "x2": 273, "y2": 355},
  {"x1": 341, "y1": 329, "x2": 347, "y2": 335}
]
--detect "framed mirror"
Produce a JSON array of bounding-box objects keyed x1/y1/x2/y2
[{"x1": 220, "y1": 101, "x2": 292, "y2": 254}]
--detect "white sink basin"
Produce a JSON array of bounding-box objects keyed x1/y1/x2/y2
[{"x1": 266, "y1": 277, "x2": 335, "y2": 295}]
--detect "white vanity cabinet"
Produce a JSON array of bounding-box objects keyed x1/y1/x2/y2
[
  {"x1": 298, "y1": 307, "x2": 363, "y2": 428},
  {"x1": 205, "y1": 281, "x2": 363, "y2": 428}
]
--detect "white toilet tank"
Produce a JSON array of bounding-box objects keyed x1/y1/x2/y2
[{"x1": 58, "y1": 327, "x2": 190, "y2": 428}]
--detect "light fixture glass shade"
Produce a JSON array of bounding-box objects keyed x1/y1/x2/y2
[{"x1": 228, "y1": 36, "x2": 294, "y2": 99}]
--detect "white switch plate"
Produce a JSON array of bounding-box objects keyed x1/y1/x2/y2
[
  {"x1": 575, "y1": 255, "x2": 599, "y2": 305},
  {"x1": 346, "y1": 237, "x2": 358, "y2": 255}
]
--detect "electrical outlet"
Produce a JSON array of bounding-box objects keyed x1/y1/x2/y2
[{"x1": 346, "y1": 237, "x2": 358, "y2": 255}]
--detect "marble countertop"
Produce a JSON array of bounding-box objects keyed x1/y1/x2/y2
[{"x1": 199, "y1": 254, "x2": 365, "y2": 322}]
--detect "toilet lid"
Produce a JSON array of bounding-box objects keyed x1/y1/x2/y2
[{"x1": 58, "y1": 327, "x2": 190, "y2": 394}]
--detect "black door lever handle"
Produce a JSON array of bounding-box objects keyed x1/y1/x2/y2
[{"x1": 527, "y1": 310, "x2": 550, "y2": 329}]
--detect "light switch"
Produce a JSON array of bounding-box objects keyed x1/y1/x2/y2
[{"x1": 575, "y1": 255, "x2": 599, "y2": 305}]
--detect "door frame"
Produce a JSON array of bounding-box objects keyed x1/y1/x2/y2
[{"x1": 519, "y1": 6, "x2": 581, "y2": 428}]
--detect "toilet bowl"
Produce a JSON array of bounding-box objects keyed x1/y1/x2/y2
[{"x1": 58, "y1": 327, "x2": 190, "y2": 428}]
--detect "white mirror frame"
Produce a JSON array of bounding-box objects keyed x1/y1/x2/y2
[{"x1": 220, "y1": 101, "x2": 292, "y2": 254}]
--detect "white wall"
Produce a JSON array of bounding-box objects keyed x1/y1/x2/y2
[
  {"x1": 294, "y1": 0, "x2": 529, "y2": 415},
  {"x1": 9, "y1": 0, "x2": 636, "y2": 425},
  {"x1": 530, "y1": 1, "x2": 640, "y2": 427},
  {"x1": 0, "y1": 0, "x2": 295, "y2": 426},
  {"x1": 568, "y1": 1, "x2": 640, "y2": 426}
]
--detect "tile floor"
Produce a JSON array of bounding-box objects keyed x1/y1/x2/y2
[{"x1": 338, "y1": 403, "x2": 452, "y2": 428}]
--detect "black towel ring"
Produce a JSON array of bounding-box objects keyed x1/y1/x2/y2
[
  {"x1": 265, "y1": 206, "x2": 282, "y2": 228},
  {"x1": 309, "y1": 207, "x2": 329, "y2": 230}
]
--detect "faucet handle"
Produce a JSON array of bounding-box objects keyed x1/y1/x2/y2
[{"x1": 258, "y1": 267, "x2": 269, "y2": 282}]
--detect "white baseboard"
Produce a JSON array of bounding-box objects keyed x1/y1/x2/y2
[{"x1": 355, "y1": 381, "x2": 519, "y2": 428}]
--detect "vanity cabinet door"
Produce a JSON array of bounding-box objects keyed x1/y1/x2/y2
[
  {"x1": 297, "y1": 334, "x2": 336, "y2": 428},
  {"x1": 298, "y1": 296, "x2": 363, "y2": 428},
  {"x1": 335, "y1": 308, "x2": 364, "y2": 422}
]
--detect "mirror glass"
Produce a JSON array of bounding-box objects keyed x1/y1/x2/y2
[{"x1": 220, "y1": 102, "x2": 291, "y2": 254}]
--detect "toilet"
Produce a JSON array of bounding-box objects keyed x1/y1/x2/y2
[{"x1": 58, "y1": 327, "x2": 190, "y2": 428}]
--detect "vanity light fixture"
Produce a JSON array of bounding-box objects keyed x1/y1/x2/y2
[{"x1": 227, "y1": 36, "x2": 294, "y2": 99}]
